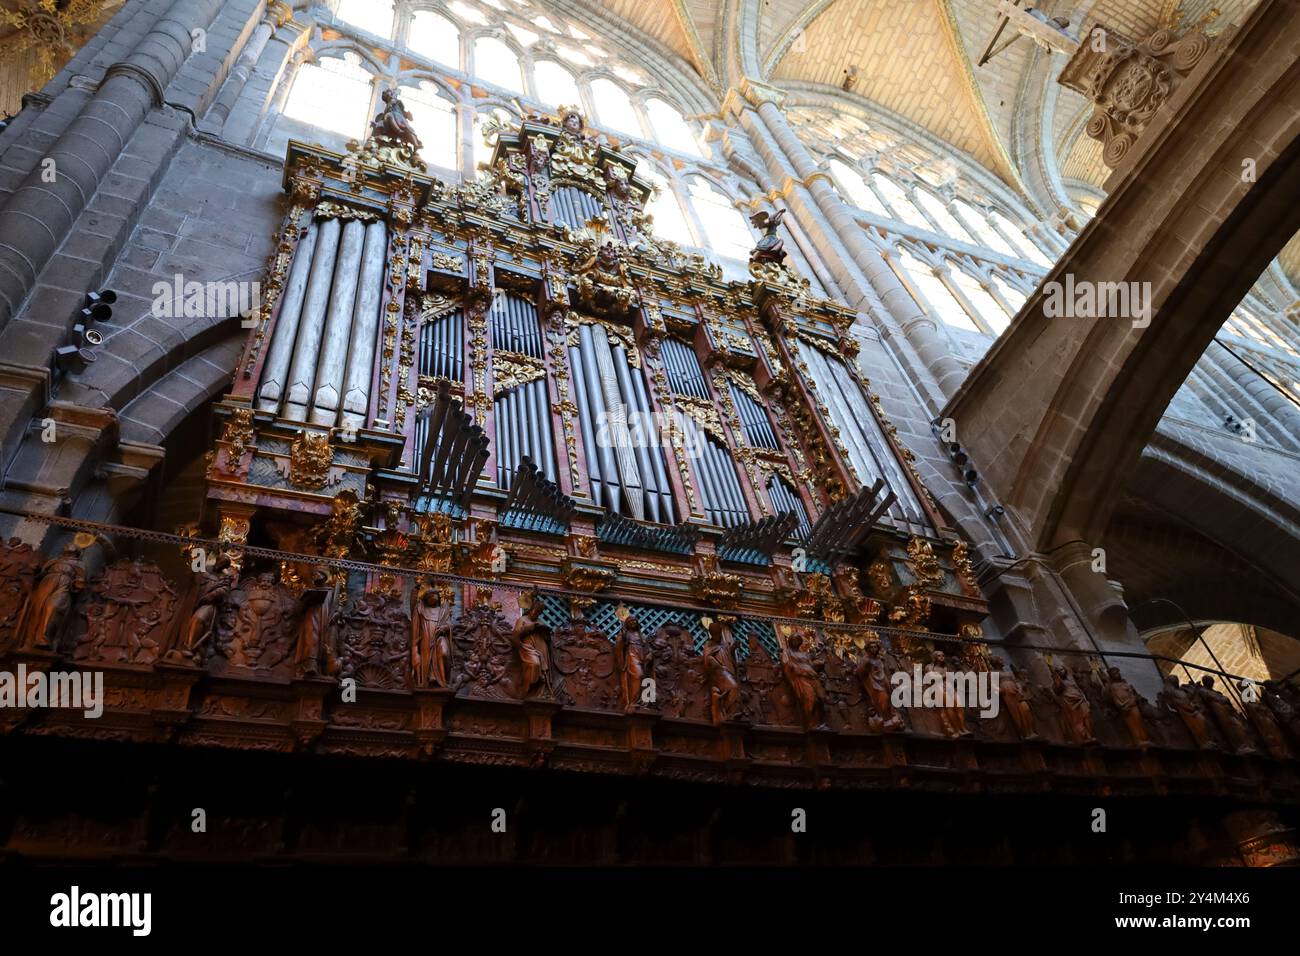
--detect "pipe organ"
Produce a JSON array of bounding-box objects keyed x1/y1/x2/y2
[{"x1": 189, "y1": 104, "x2": 989, "y2": 755}]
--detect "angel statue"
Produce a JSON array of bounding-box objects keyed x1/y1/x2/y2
[
  {"x1": 371, "y1": 88, "x2": 424, "y2": 154},
  {"x1": 749, "y1": 208, "x2": 787, "y2": 265}
]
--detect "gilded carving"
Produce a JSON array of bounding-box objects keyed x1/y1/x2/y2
[{"x1": 288, "y1": 430, "x2": 334, "y2": 490}]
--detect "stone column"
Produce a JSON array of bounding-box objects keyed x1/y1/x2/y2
[
  {"x1": 206, "y1": 0, "x2": 292, "y2": 131},
  {"x1": 1050, "y1": 539, "x2": 1162, "y2": 696},
  {"x1": 730, "y1": 79, "x2": 966, "y2": 399},
  {"x1": 0, "y1": 0, "x2": 227, "y2": 330}
]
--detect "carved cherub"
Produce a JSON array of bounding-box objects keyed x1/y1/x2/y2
[
  {"x1": 749, "y1": 208, "x2": 787, "y2": 265},
  {"x1": 371, "y1": 88, "x2": 423, "y2": 153}
]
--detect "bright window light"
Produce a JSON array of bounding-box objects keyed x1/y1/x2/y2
[
  {"x1": 283, "y1": 53, "x2": 373, "y2": 139},
  {"x1": 645, "y1": 99, "x2": 702, "y2": 156},
  {"x1": 336, "y1": 0, "x2": 393, "y2": 38},
  {"x1": 408, "y1": 11, "x2": 460, "y2": 67},
  {"x1": 688, "y1": 177, "x2": 753, "y2": 261},
  {"x1": 534, "y1": 60, "x2": 580, "y2": 106},
  {"x1": 829, "y1": 159, "x2": 888, "y2": 215},
  {"x1": 872, "y1": 174, "x2": 934, "y2": 232},
  {"x1": 897, "y1": 248, "x2": 979, "y2": 333},
  {"x1": 402, "y1": 81, "x2": 459, "y2": 171},
  {"x1": 590, "y1": 78, "x2": 640, "y2": 136},
  {"x1": 949, "y1": 265, "x2": 1010, "y2": 334},
  {"x1": 913, "y1": 189, "x2": 974, "y2": 243},
  {"x1": 473, "y1": 36, "x2": 523, "y2": 92}
]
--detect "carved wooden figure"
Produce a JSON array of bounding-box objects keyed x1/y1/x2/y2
[
  {"x1": 168, "y1": 555, "x2": 234, "y2": 664},
  {"x1": 1196, "y1": 676, "x2": 1258, "y2": 755},
  {"x1": 1243, "y1": 697, "x2": 1290, "y2": 759},
  {"x1": 1157, "y1": 674, "x2": 1215, "y2": 749},
  {"x1": 777, "y1": 627, "x2": 827, "y2": 730},
  {"x1": 0, "y1": 537, "x2": 40, "y2": 648},
  {"x1": 1104, "y1": 666, "x2": 1150, "y2": 747},
  {"x1": 614, "y1": 610, "x2": 650, "y2": 710},
  {"x1": 293, "y1": 568, "x2": 341, "y2": 679},
  {"x1": 1051, "y1": 665, "x2": 1096, "y2": 744},
  {"x1": 371, "y1": 89, "x2": 423, "y2": 152},
  {"x1": 855, "y1": 637, "x2": 904, "y2": 731},
  {"x1": 14, "y1": 542, "x2": 85, "y2": 651},
  {"x1": 1263, "y1": 681, "x2": 1300, "y2": 745},
  {"x1": 926, "y1": 650, "x2": 969, "y2": 738},
  {"x1": 989, "y1": 656, "x2": 1036, "y2": 740},
  {"x1": 511, "y1": 591, "x2": 554, "y2": 698},
  {"x1": 700, "y1": 617, "x2": 741, "y2": 724},
  {"x1": 411, "y1": 582, "x2": 454, "y2": 687}
]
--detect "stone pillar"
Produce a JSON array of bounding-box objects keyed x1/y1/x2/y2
[
  {"x1": 1049, "y1": 539, "x2": 1162, "y2": 696},
  {"x1": 0, "y1": 0, "x2": 227, "y2": 330},
  {"x1": 206, "y1": 0, "x2": 292, "y2": 131},
  {"x1": 729, "y1": 79, "x2": 965, "y2": 399}
]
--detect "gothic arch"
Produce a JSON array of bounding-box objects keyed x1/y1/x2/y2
[{"x1": 946, "y1": 1, "x2": 1300, "y2": 555}]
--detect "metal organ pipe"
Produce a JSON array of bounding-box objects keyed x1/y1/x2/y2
[
  {"x1": 310, "y1": 218, "x2": 366, "y2": 426},
  {"x1": 340, "y1": 220, "x2": 387, "y2": 431},
  {"x1": 257, "y1": 220, "x2": 318, "y2": 412},
  {"x1": 534, "y1": 380, "x2": 558, "y2": 482},
  {"x1": 626, "y1": 359, "x2": 674, "y2": 522},
  {"x1": 802, "y1": 346, "x2": 926, "y2": 528},
  {"x1": 568, "y1": 337, "x2": 604, "y2": 504},
  {"x1": 590, "y1": 324, "x2": 644, "y2": 520},
  {"x1": 282, "y1": 217, "x2": 341, "y2": 421},
  {"x1": 611, "y1": 345, "x2": 662, "y2": 523},
  {"x1": 577, "y1": 323, "x2": 622, "y2": 513}
]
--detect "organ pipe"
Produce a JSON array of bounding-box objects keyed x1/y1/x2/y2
[
  {"x1": 257, "y1": 220, "x2": 319, "y2": 411},
  {"x1": 800, "y1": 345, "x2": 928, "y2": 530},
  {"x1": 282, "y1": 217, "x2": 341, "y2": 421},
  {"x1": 309, "y1": 219, "x2": 366, "y2": 426},
  {"x1": 256, "y1": 214, "x2": 388, "y2": 427},
  {"x1": 340, "y1": 220, "x2": 387, "y2": 430}
]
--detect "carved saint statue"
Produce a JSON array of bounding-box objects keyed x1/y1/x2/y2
[
  {"x1": 1242, "y1": 694, "x2": 1290, "y2": 760},
  {"x1": 614, "y1": 611, "x2": 650, "y2": 710},
  {"x1": 1051, "y1": 665, "x2": 1096, "y2": 744},
  {"x1": 14, "y1": 542, "x2": 85, "y2": 651},
  {"x1": 748, "y1": 208, "x2": 787, "y2": 265},
  {"x1": 1195, "y1": 675, "x2": 1257, "y2": 755},
  {"x1": 167, "y1": 554, "x2": 234, "y2": 663},
  {"x1": 370, "y1": 88, "x2": 423, "y2": 153},
  {"x1": 411, "y1": 582, "x2": 454, "y2": 687},
  {"x1": 779, "y1": 628, "x2": 827, "y2": 729},
  {"x1": 989, "y1": 656, "x2": 1036, "y2": 740},
  {"x1": 1263, "y1": 680, "x2": 1300, "y2": 743},
  {"x1": 700, "y1": 617, "x2": 741, "y2": 724},
  {"x1": 293, "y1": 568, "x2": 341, "y2": 679},
  {"x1": 855, "y1": 637, "x2": 904, "y2": 731},
  {"x1": 511, "y1": 591, "x2": 553, "y2": 698},
  {"x1": 1158, "y1": 674, "x2": 1215, "y2": 749},
  {"x1": 1104, "y1": 665, "x2": 1150, "y2": 748},
  {"x1": 926, "y1": 650, "x2": 969, "y2": 738}
]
